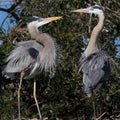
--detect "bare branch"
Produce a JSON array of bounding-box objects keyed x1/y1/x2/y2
[
  {"x1": 0, "y1": 0, "x2": 23, "y2": 22},
  {"x1": 106, "y1": 7, "x2": 120, "y2": 19}
]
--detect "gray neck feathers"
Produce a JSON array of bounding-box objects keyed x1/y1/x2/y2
[
  {"x1": 85, "y1": 13, "x2": 105, "y2": 56},
  {"x1": 27, "y1": 23, "x2": 58, "y2": 72}
]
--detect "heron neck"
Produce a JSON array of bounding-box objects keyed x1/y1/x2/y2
[
  {"x1": 28, "y1": 25, "x2": 55, "y2": 50},
  {"x1": 36, "y1": 33, "x2": 57, "y2": 72},
  {"x1": 84, "y1": 13, "x2": 105, "y2": 55},
  {"x1": 28, "y1": 24, "x2": 57, "y2": 71},
  {"x1": 27, "y1": 24, "x2": 42, "y2": 39}
]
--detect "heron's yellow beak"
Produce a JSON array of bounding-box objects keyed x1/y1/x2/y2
[
  {"x1": 71, "y1": 8, "x2": 89, "y2": 13},
  {"x1": 36, "y1": 16, "x2": 62, "y2": 27},
  {"x1": 43, "y1": 16, "x2": 62, "y2": 23}
]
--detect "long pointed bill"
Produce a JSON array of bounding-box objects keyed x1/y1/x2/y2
[
  {"x1": 44, "y1": 16, "x2": 62, "y2": 22},
  {"x1": 36, "y1": 16, "x2": 62, "y2": 27},
  {"x1": 71, "y1": 8, "x2": 90, "y2": 13}
]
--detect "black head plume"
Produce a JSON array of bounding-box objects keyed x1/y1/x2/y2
[
  {"x1": 92, "y1": 5, "x2": 104, "y2": 11},
  {"x1": 27, "y1": 16, "x2": 39, "y2": 23}
]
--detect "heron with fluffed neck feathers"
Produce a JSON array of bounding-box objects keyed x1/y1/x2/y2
[{"x1": 2, "y1": 16, "x2": 62, "y2": 120}]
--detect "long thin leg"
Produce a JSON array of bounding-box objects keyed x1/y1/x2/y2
[
  {"x1": 33, "y1": 79, "x2": 42, "y2": 120},
  {"x1": 92, "y1": 94, "x2": 96, "y2": 120},
  {"x1": 93, "y1": 100, "x2": 96, "y2": 120},
  {"x1": 18, "y1": 71, "x2": 24, "y2": 120}
]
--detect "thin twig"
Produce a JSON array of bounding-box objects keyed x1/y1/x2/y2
[
  {"x1": 80, "y1": 96, "x2": 88, "y2": 101},
  {"x1": 96, "y1": 112, "x2": 106, "y2": 120},
  {"x1": 0, "y1": 0, "x2": 23, "y2": 21},
  {"x1": 106, "y1": 7, "x2": 120, "y2": 19}
]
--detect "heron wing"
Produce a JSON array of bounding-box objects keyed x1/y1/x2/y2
[
  {"x1": 79, "y1": 50, "x2": 112, "y2": 73},
  {"x1": 83, "y1": 69, "x2": 105, "y2": 97},
  {"x1": 17, "y1": 40, "x2": 44, "y2": 49},
  {"x1": 79, "y1": 50, "x2": 112, "y2": 90},
  {"x1": 3, "y1": 40, "x2": 43, "y2": 75}
]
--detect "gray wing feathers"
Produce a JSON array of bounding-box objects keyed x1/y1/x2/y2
[
  {"x1": 79, "y1": 51, "x2": 112, "y2": 97},
  {"x1": 18, "y1": 40, "x2": 42, "y2": 48},
  {"x1": 5, "y1": 47, "x2": 31, "y2": 72},
  {"x1": 87, "y1": 68, "x2": 106, "y2": 87},
  {"x1": 79, "y1": 51, "x2": 112, "y2": 73},
  {"x1": 4, "y1": 40, "x2": 43, "y2": 74},
  {"x1": 83, "y1": 70, "x2": 104, "y2": 97}
]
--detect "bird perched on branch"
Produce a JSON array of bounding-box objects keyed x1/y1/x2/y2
[{"x1": 2, "y1": 16, "x2": 62, "y2": 120}]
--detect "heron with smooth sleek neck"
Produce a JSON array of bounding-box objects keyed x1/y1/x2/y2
[
  {"x1": 2, "y1": 16, "x2": 62, "y2": 120},
  {"x1": 72, "y1": 5, "x2": 113, "y2": 119}
]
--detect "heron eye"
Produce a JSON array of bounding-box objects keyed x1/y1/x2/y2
[
  {"x1": 38, "y1": 18, "x2": 44, "y2": 22},
  {"x1": 90, "y1": 8, "x2": 94, "y2": 11},
  {"x1": 38, "y1": 19, "x2": 41, "y2": 22}
]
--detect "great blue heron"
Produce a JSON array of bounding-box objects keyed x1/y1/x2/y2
[
  {"x1": 2, "y1": 16, "x2": 62, "y2": 120},
  {"x1": 72, "y1": 5, "x2": 113, "y2": 118}
]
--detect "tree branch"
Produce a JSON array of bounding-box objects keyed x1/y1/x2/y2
[{"x1": 0, "y1": 0, "x2": 23, "y2": 22}]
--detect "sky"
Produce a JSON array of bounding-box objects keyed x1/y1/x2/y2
[
  {"x1": 0, "y1": 0, "x2": 16, "y2": 32},
  {"x1": 0, "y1": 0, "x2": 17, "y2": 44}
]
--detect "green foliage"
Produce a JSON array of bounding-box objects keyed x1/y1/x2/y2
[{"x1": 0, "y1": 0, "x2": 120, "y2": 119}]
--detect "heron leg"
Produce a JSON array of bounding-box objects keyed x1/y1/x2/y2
[
  {"x1": 18, "y1": 71, "x2": 24, "y2": 120},
  {"x1": 92, "y1": 93, "x2": 96, "y2": 120},
  {"x1": 33, "y1": 79, "x2": 42, "y2": 120},
  {"x1": 93, "y1": 100, "x2": 96, "y2": 120}
]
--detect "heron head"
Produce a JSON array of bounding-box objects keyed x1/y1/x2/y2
[
  {"x1": 27, "y1": 16, "x2": 40, "y2": 23},
  {"x1": 27, "y1": 16, "x2": 62, "y2": 28},
  {"x1": 71, "y1": 5, "x2": 104, "y2": 15}
]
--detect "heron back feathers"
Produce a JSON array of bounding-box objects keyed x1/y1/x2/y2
[
  {"x1": 2, "y1": 40, "x2": 43, "y2": 79},
  {"x1": 79, "y1": 50, "x2": 113, "y2": 97}
]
